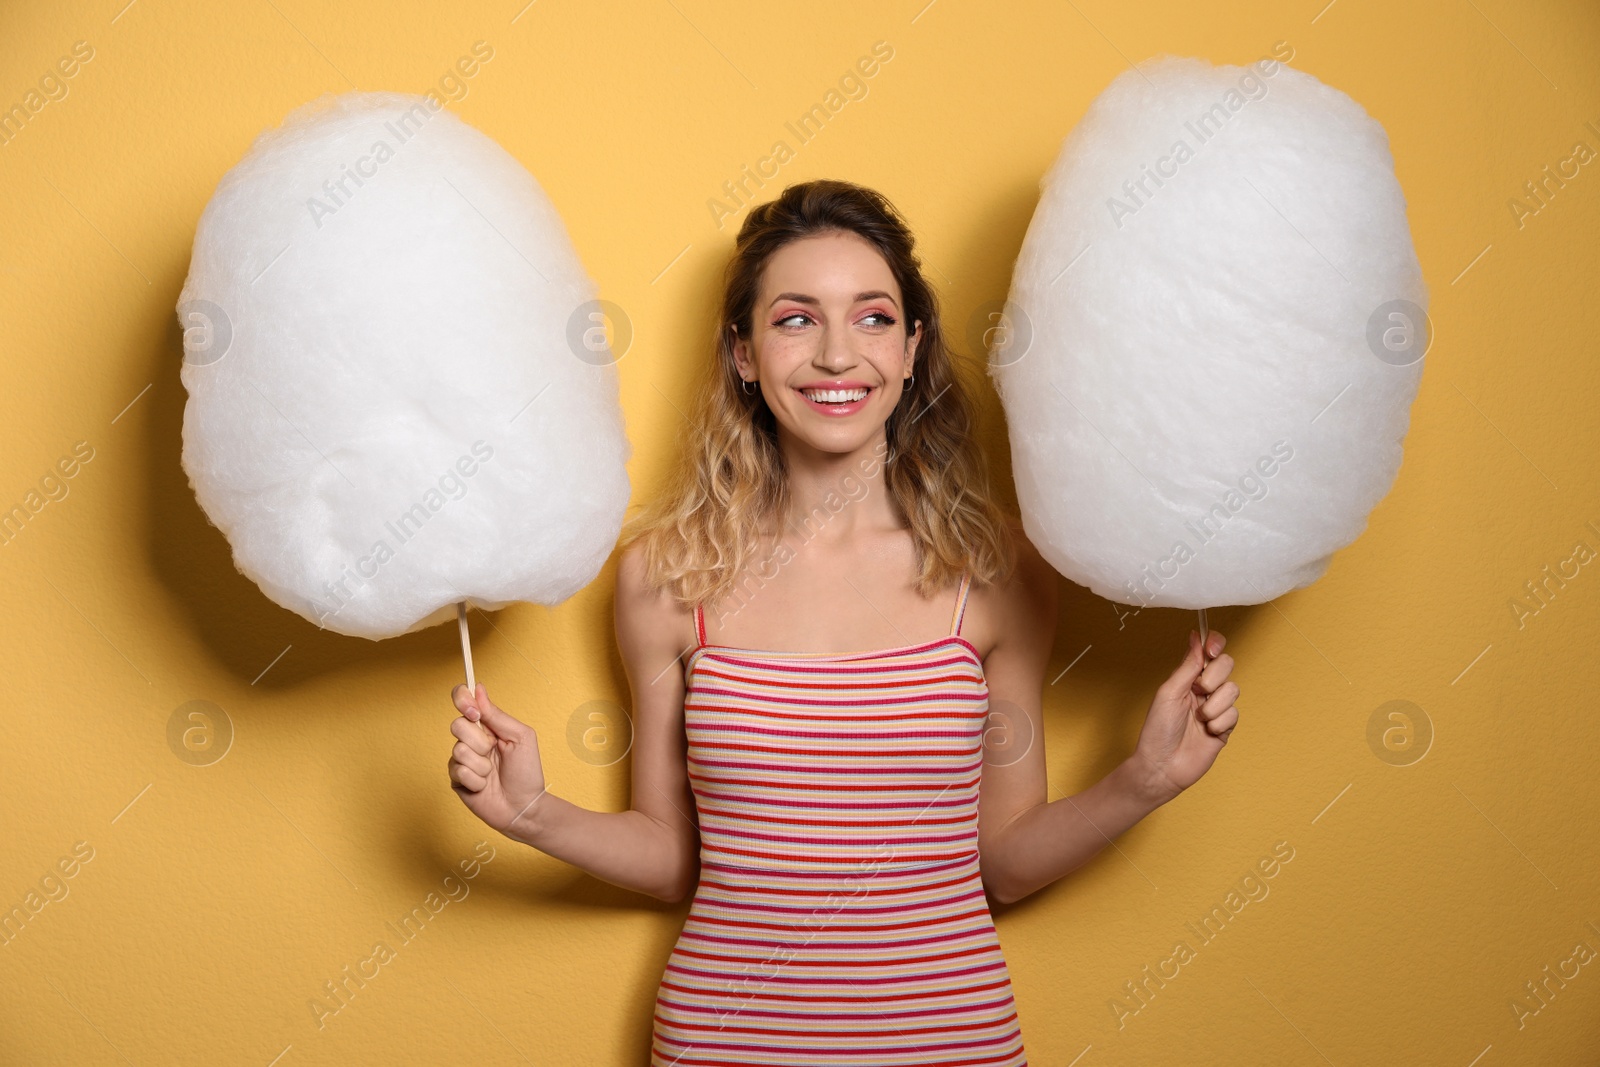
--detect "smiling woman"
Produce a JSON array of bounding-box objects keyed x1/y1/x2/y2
[
  {"x1": 621, "y1": 181, "x2": 1037, "y2": 1065},
  {"x1": 633, "y1": 179, "x2": 1014, "y2": 609},
  {"x1": 445, "y1": 179, "x2": 1241, "y2": 1067}
]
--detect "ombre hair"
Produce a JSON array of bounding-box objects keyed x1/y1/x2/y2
[{"x1": 619, "y1": 179, "x2": 1016, "y2": 609}]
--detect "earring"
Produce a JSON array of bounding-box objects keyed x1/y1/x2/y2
[
  {"x1": 906, "y1": 370, "x2": 915, "y2": 387},
  {"x1": 741, "y1": 378, "x2": 755, "y2": 395}
]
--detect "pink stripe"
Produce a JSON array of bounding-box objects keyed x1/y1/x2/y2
[
  {"x1": 694, "y1": 641, "x2": 982, "y2": 672},
  {"x1": 694, "y1": 795, "x2": 973, "y2": 812},
  {"x1": 699, "y1": 854, "x2": 975, "y2": 880},
  {"x1": 692, "y1": 724, "x2": 979, "y2": 739},
  {"x1": 664, "y1": 956, "x2": 1009, "y2": 988},
  {"x1": 655, "y1": 996, "x2": 1019, "y2": 1024},
  {"x1": 679, "y1": 921, "x2": 998, "y2": 954},
  {"x1": 684, "y1": 687, "x2": 972, "y2": 703}
]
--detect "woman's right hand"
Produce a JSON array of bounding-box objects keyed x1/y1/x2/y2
[{"x1": 449, "y1": 683, "x2": 549, "y2": 842}]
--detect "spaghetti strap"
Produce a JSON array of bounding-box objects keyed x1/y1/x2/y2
[
  {"x1": 693, "y1": 602, "x2": 706, "y2": 648},
  {"x1": 949, "y1": 570, "x2": 972, "y2": 637}
]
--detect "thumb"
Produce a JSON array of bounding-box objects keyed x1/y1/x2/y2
[
  {"x1": 471, "y1": 684, "x2": 526, "y2": 739},
  {"x1": 1160, "y1": 630, "x2": 1205, "y2": 697}
]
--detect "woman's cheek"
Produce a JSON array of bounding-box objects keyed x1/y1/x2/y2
[{"x1": 765, "y1": 335, "x2": 818, "y2": 365}]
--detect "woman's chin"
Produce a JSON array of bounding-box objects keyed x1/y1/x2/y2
[{"x1": 775, "y1": 418, "x2": 888, "y2": 459}]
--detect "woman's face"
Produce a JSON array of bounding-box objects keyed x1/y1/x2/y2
[{"x1": 732, "y1": 230, "x2": 922, "y2": 457}]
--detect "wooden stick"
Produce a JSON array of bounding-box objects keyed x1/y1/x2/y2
[
  {"x1": 1197, "y1": 606, "x2": 1211, "y2": 663},
  {"x1": 456, "y1": 602, "x2": 495, "y2": 745},
  {"x1": 457, "y1": 601, "x2": 476, "y2": 694}
]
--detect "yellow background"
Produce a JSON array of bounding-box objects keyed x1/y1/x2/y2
[{"x1": 2, "y1": 0, "x2": 1597, "y2": 1063}]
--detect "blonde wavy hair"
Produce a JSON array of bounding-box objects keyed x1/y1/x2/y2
[{"x1": 619, "y1": 179, "x2": 1016, "y2": 610}]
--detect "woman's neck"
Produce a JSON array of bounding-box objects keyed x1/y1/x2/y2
[{"x1": 772, "y1": 426, "x2": 901, "y2": 544}]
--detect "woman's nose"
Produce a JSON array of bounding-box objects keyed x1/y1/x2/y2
[{"x1": 814, "y1": 328, "x2": 857, "y2": 370}]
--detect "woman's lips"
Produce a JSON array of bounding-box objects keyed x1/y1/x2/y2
[{"x1": 797, "y1": 385, "x2": 873, "y2": 416}]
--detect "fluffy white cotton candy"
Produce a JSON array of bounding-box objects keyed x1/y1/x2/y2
[
  {"x1": 178, "y1": 92, "x2": 631, "y2": 639},
  {"x1": 991, "y1": 55, "x2": 1427, "y2": 609}
]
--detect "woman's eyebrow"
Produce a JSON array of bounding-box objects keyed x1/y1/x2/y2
[{"x1": 768, "y1": 290, "x2": 900, "y2": 308}]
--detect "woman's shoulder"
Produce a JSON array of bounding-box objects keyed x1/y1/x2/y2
[
  {"x1": 978, "y1": 516, "x2": 1053, "y2": 589},
  {"x1": 616, "y1": 536, "x2": 653, "y2": 601},
  {"x1": 615, "y1": 538, "x2": 697, "y2": 659}
]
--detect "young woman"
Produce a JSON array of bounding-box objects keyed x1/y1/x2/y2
[{"x1": 446, "y1": 180, "x2": 1240, "y2": 1065}]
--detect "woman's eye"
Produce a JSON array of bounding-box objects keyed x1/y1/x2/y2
[{"x1": 772, "y1": 310, "x2": 896, "y2": 328}]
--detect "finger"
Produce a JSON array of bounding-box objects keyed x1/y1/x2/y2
[
  {"x1": 452, "y1": 683, "x2": 480, "y2": 721},
  {"x1": 451, "y1": 715, "x2": 495, "y2": 756},
  {"x1": 449, "y1": 758, "x2": 487, "y2": 792},
  {"x1": 1196, "y1": 653, "x2": 1235, "y2": 695},
  {"x1": 453, "y1": 686, "x2": 494, "y2": 744},
  {"x1": 472, "y1": 684, "x2": 526, "y2": 741},
  {"x1": 1206, "y1": 706, "x2": 1239, "y2": 737},
  {"x1": 1205, "y1": 630, "x2": 1226, "y2": 657},
  {"x1": 1199, "y1": 682, "x2": 1240, "y2": 721},
  {"x1": 1160, "y1": 630, "x2": 1208, "y2": 698},
  {"x1": 453, "y1": 741, "x2": 491, "y2": 777}
]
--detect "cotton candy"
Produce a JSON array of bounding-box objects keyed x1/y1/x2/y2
[
  {"x1": 178, "y1": 91, "x2": 631, "y2": 639},
  {"x1": 990, "y1": 55, "x2": 1427, "y2": 609}
]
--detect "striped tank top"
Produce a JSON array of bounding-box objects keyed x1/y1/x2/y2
[{"x1": 650, "y1": 571, "x2": 1029, "y2": 1066}]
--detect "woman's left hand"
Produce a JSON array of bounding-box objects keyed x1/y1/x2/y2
[{"x1": 1128, "y1": 629, "x2": 1239, "y2": 806}]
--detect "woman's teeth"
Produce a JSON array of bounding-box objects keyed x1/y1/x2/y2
[{"x1": 802, "y1": 387, "x2": 869, "y2": 403}]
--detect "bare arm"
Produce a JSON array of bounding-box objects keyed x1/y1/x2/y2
[
  {"x1": 976, "y1": 527, "x2": 1152, "y2": 906},
  {"x1": 976, "y1": 527, "x2": 1237, "y2": 905},
  {"x1": 447, "y1": 539, "x2": 701, "y2": 902}
]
